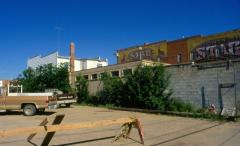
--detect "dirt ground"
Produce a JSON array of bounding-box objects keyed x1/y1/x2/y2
[{"x1": 0, "y1": 106, "x2": 240, "y2": 146}]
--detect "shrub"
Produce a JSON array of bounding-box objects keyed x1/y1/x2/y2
[
  {"x1": 76, "y1": 64, "x2": 196, "y2": 113},
  {"x1": 17, "y1": 64, "x2": 71, "y2": 93},
  {"x1": 75, "y1": 74, "x2": 89, "y2": 103},
  {"x1": 167, "y1": 98, "x2": 195, "y2": 112}
]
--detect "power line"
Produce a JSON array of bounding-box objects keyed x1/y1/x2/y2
[{"x1": 55, "y1": 27, "x2": 64, "y2": 50}]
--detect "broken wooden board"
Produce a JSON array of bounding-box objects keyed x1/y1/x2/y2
[{"x1": 0, "y1": 117, "x2": 134, "y2": 138}]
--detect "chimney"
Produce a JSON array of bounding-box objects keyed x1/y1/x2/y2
[{"x1": 70, "y1": 42, "x2": 75, "y2": 86}]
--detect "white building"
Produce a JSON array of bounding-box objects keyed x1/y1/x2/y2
[{"x1": 27, "y1": 51, "x2": 108, "y2": 71}]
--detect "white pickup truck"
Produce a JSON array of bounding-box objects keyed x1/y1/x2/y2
[
  {"x1": 0, "y1": 82, "x2": 57, "y2": 116},
  {"x1": 45, "y1": 89, "x2": 77, "y2": 107}
]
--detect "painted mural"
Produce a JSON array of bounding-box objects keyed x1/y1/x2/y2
[
  {"x1": 191, "y1": 38, "x2": 240, "y2": 62},
  {"x1": 118, "y1": 42, "x2": 167, "y2": 63}
]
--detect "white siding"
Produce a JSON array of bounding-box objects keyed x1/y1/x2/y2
[
  {"x1": 27, "y1": 51, "x2": 108, "y2": 71},
  {"x1": 57, "y1": 57, "x2": 69, "y2": 66},
  {"x1": 28, "y1": 52, "x2": 58, "y2": 69},
  {"x1": 75, "y1": 60, "x2": 81, "y2": 71},
  {"x1": 85, "y1": 60, "x2": 108, "y2": 69}
]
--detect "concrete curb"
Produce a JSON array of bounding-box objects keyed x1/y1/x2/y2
[{"x1": 108, "y1": 107, "x2": 203, "y2": 117}]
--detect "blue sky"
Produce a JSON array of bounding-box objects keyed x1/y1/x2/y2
[{"x1": 0, "y1": 0, "x2": 239, "y2": 79}]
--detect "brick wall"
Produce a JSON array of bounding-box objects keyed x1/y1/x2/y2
[{"x1": 167, "y1": 39, "x2": 189, "y2": 64}]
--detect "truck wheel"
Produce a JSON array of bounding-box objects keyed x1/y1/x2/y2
[{"x1": 23, "y1": 104, "x2": 36, "y2": 116}]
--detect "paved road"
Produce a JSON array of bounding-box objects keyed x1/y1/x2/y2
[{"x1": 0, "y1": 106, "x2": 240, "y2": 146}]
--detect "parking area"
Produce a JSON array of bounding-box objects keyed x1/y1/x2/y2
[{"x1": 0, "y1": 106, "x2": 240, "y2": 146}]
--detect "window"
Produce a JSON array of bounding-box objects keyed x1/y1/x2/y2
[
  {"x1": 91, "y1": 74, "x2": 98, "y2": 80},
  {"x1": 111, "y1": 71, "x2": 119, "y2": 77},
  {"x1": 123, "y1": 69, "x2": 132, "y2": 76},
  {"x1": 83, "y1": 75, "x2": 89, "y2": 80},
  {"x1": 9, "y1": 86, "x2": 22, "y2": 93},
  {"x1": 99, "y1": 73, "x2": 105, "y2": 79}
]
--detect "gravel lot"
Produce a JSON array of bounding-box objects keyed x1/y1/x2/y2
[{"x1": 0, "y1": 106, "x2": 240, "y2": 146}]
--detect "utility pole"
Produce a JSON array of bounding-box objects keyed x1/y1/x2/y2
[{"x1": 55, "y1": 27, "x2": 64, "y2": 50}]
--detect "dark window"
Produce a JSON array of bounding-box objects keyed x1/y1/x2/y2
[
  {"x1": 91, "y1": 74, "x2": 98, "y2": 80},
  {"x1": 83, "y1": 75, "x2": 89, "y2": 80},
  {"x1": 123, "y1": 69, "x2": 132, "y2": 76},
  {"x1": 99, "y1": 73, "x2": 105, "y2": 79},
  {"x1": 111, "y1": 71, "x2": 119, "y2": 77},
  {"x1": 9, "y1": 86, "x2": 21, "y2": 93}
]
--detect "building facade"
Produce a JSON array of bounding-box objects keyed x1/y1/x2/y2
[
  {"x1": 117, "y1": 29, "x2": 240, "y2": 64},
  {"x1": 27, "y1": 52, "x2": 108, "y2": 71},
  {"x1": 76, "y1": 60, "x2": 169, "y2": 95}
]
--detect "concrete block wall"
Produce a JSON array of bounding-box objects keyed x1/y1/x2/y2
[{"x1": 166, "y1": 61, "x2": 240, "y2": 112}]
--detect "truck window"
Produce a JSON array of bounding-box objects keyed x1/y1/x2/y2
[{"x1": 9, "y1": 86, "x2": 21, "y2": 93}]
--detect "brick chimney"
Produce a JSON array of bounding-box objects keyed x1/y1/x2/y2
[{"x1": 69, "y1": 42, "x2": 75, "y2": 86}]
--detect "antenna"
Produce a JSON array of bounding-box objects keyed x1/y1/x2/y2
[{"x1": 55, "y1": 27, "x2": 64, "y2": 50}]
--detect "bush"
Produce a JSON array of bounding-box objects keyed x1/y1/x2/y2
[
  {"x1": 17, "y1": 64, "x2": 71, "y2": 93},
  {"x1": 95, "y1": 65, "x2": 174, "y2": 110},
  {"x1": 167, "y1": 98, "x2": 195, "y2": 112},
  {"x1": 75, "y1": 75, "x2": 89, "y2": 103},
  {"x1": 76, "y1": 65, "x2": 196, "y2": 113}
]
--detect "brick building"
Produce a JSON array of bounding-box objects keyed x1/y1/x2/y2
[{"x1": 116, "y1": 29, "x2": 240, "y2": 64}]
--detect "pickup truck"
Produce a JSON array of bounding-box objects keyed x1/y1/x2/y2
[
  {"x1": 45, "y1": 89, "x2": 77, "y2": 107},
  {"x1": 0, "y1": 82, "x2": 57, "y2": 116}
]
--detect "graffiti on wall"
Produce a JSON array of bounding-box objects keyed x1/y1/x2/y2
[
  {"x1": 191, "y1": 38, "x2": 240, "y2": 61},
  {"x1": 122, "y1": 48, "x2": 167, "y2": 63},
  {"x1": 127, "y1": 48, "x2": 153, "y2": 61}
]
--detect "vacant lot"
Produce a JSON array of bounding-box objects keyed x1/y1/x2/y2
[{"x1": 0, "y1": 106, "x2": 240, "y2": 146}]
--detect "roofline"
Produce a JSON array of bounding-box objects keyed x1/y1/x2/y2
[
  {"x1": 29, "y1": 51, "x2": 58, "y2": 59},
  {"x1": 41, "y1": 51, "x2": 58, "y2": 58},
  {"x1": 117, "y1": 40, "x2": 167, "y2": 52},
  {"x1": 117, "y1": 28, "x2": 240, "y2": 52},
  {"x1": 58, "y1": 55, "x2": 70, "y2": 59},
  {"x1": 204, "y1": 28, "x2": 240, "y2": 38},
  {"x1": 76, "y1": 60, "x2": 168, "y2": 73},
  {"x1": 168, "y1": 35, "x2": 201, "y2": 43},
  {"x1": 79, "y1": 58, "x2": 108, "y2": 62}
]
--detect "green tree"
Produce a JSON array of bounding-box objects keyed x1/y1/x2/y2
[
  {"x1": 17, "y1": 64, "x2": 71, "y2": 93},
  {"x1": 75, "y1": 74, "x2": 89, "y2": 103},
  {"x1": 121, "y1": 65, "x2": 172, "y2": 110},
  {"x1": 98, "y1": 72, "x2": 123, "y2": 105},
  {"x1": 96, "y1": 65, "x2": 172, "y2": 110}
]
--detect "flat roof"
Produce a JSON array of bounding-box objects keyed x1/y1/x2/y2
[{"x1": 117, "y1": 28, "x2": 240, "y2": 52}]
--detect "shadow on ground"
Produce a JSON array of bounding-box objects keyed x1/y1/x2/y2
[
  {"x1": 0, "y1": 111, "x2": 55, "y2": 116},
  {"x1": 53, "y1": 136, "x2": 115, "y2": 146}
]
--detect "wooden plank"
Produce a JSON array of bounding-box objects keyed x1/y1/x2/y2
[
  {"x1": 27, "y1": 117, "x2": 48, "y2": 141},
  {"x1": 0, "y1": 117, "x2": 134, "y2": 138},
  {"x1": 41, "y1": 114, "x2": 65, "y2": 146}
]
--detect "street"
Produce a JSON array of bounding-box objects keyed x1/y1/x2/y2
[{"x1": 0, "y1": 106, "x2": 240, "y2": 146}]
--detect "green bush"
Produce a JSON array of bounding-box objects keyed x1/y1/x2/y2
[
  {"x1": 75, "y1": 75, "x2": 90, "y2": 103},
  {"x1": 17, "y1": 64, "x2": 71, "y2": 93},
  {"x1": 76, "y1": 64, "x2": 196, "y2": 113},
  {"x1": 167, "y1": 98, "x2": 195, "y2": 112}
]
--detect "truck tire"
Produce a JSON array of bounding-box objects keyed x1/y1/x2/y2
[{"x1": 23, "y1": 104, "x2": 36, "y2": 116}]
